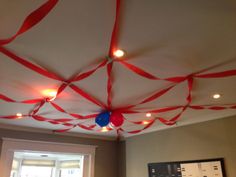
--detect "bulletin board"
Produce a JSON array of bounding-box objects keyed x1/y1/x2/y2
[{"x1": 148, "y1": 158, "x2": 226, "y2": 177}]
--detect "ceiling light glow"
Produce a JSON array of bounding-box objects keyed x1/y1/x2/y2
[
  {"x1": 113, "y1": 49, "x2": 125, "y2": 58},
  {"x1": 213, "y1": 93, "x2": 221, "y2": 99},
  {"x1": 146, "y1": 113, "x2": 152, "y2": 117},
  {"x1": 101, "y1": 127, "x2": 109, "y2": 132},
  {"x1": 142, "y1": 120, "x2": 150, "y2": 125},
  {"x1": 42, "y1": 89, "x2": 57, "y2": 101},
  {"x1": 16, "y1": 113, "x2": 23, "y2": 118}
]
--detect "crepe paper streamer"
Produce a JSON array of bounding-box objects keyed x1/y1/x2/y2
[
  {"x1": 116, "y1": 128, "x2": 123, "y2": 141},
  {"x1": 31, "y1": 115, "x2": 74, "y2": 123},
  {"x1": 50, "y1": 102, "x2": 84, "y2": 119},
  {"x1": 125, "y1": 118, "x2": 156, "y2": 125},
  {"x1": 106, "y1": 56, "x2": 114, "y2": 63},
  {"x1": 119, "y1": 60, "x2": 161, "y2": 80},
  {"x1": 71, "y1": 59, "x2": 108, "y2": 82},
  {"x1": 55, "y1": 60, "x2": 108, "y2": 97},
  {"x1": 114, "y1": 84, "x2": 177, "y2": 112},
  {"x1": 30, "y1": 100, "x2": 46, "y2": 115},
  {"x1": 0, "y1": 0, "x2": 59, "y2": 46},
  {"x1": 165, "y1": 76, "x2": 188, "y2": 83},
  {"x1": 77, "y1": 124, "x2": 96, "y2": 131},
  {"x1": 187, "y1": 77, "x2": 193, "y2": 103},
  {"x1": 110, "y1": 111, "x2": 124, "y2": 127},
  {"x1": 0, "y1": 47, "x2": 64, "y2": 81},
  {"x1": 107, "y1": 62, "x2": 113, "y2": 108},
  {"x1": 50, "y1": 102, "x2": 98, "y2": 119},
  {"x1": 0, "y1": 93, "x2": 16, "y2": 102},
  {"x1": 0, "y1": 93, "x2": 44, "y2": 104},
  {"x1": 120, "y1": 119, "x2": 156, "y2": 134},
  {"x1": 1, "y1": 0, "x2": 236, "y2": 137},
  {"x1": 95, "y1": 111, "x2": 111, "y2": 127},
  {"x1": 107, "y1": 0, "x2": 121, "y2": 107},
  {"x1": 140, "y1": 85, "x2": 176, "y2": 104},
  {"x1": 0, "y1": 114, "x2": 28, "y2": 119},
  {"x1": 149, "y1": 106, "x2": 183, "y2": 113},
  {"x1": 54, "y1": 123, "x2": 96, "y2": 133},
  {"x1": 165, "y1": 105, "x2": 188, "y2": 123},
  {"x1": 69, "y1": 84, "x2": 107, "y2": 109},
  {"x1": 125, "y1": 106, "x2": 188, "y2": 127},
  {"x1": 108, "y1": 0, "x2": 121, "y2": 57},
  {"x1": 189, "y1": 105, "x2": 236, "y2": 110},
  {"x1": 119, "y1": 61, "x2": 236, "y2": 82},
  {"x1": 195, "y1": 69, "x2": 236, "y2": 78},
  {"x1": 119, "y1": 60, "x2": 192, "y2": 83}
]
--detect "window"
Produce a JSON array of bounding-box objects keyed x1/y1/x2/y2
[
  {"x1": 20, "y1": 166, "x2": 54, "y2": 177},
  {"x1": 10, "y1": 152, "x2": 84, "y2": 177},
  {"x1": 0, "y1": 138, "x2": 96, "y2": 177},
  {"x1": 59, "y1": 160, "x2": 82, "y2": 177}
]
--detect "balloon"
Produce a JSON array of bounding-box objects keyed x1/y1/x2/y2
[
  {"x1": 95, "y1": 111, "x2": 111, "y2": 127},
  {"x1": 110, "y1": 111, "x2": 124, "y2": 127}
]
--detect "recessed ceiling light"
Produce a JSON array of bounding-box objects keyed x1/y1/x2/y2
[
  {"x1": 142, "y1": 120, "x2": 150, "y2": 125},
  {"x1": 146, "y1": 113, "x2": 152, "y2": 117},
  {"x1": 101, "y1": 127, "x2": 109, "y2": 132},
  {"x1": 16, "y1": 113, "x2": 23, "y2": 118},
  {"x1": 113, "y1": 49, "x2": 125, "y2": 58},
  {"x1": 213, "y1": 93, "x2": 221, "y2": 99},
  {"x1": 42, "y1": 89, "x2": 57, "y2": 101}
]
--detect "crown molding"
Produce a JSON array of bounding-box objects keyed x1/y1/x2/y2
[{"x1": 0, "y1": 123, "x2": 116, "y2": 141}]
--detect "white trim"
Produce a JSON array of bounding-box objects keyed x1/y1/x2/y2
[
  {"x1": 0, "y1": 123, "x2": 116, "y2": 141},
  {"x1": 0, "y1": 138, "x2": 96, "y2": 177}
]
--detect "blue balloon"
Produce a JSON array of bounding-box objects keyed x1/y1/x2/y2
[{"x1": 95, "y1": 111, "x2": 111, "y2": 127}]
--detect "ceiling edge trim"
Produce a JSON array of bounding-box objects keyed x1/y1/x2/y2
[{"x1": 0, "y1": 123, "x2": 116, "y2": 141}]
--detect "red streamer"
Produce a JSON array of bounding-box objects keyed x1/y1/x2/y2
[
  {"x1": 195, "y1": 69, "x2": 236, "y2": 78},
  {"x1": 119, "y1": 60, "x2": 160, "y2": 80},
  {"x1": 0, "y1": 47, "x2": 63, "y2": 81},
  {"x1": 69, "y1": 84, "x2": 107, "y2": 109},
  {"x1": 140, "y1": 85, "x2": 175, "y2": 104},
  {"x1": 187, "y1": 77, "x2": 193, "y2": 103},
  {"x1": 53, "y1": 125, "x2": 76, "y2": 133},
  {"x1": 0, "y1": 0, "x2": 59, "y2": 46},
  {"x1": 107, "y1": 62, "x2": 113, "y2": 108},
  {"x1": 50, "y1": 102, "x2": 97, "y2": 119},
  {"x1": 0, "y1": 114, "x2": 28, "y2": 119},
  {"x1": 108, "y1": 0, "x2": 121, "y2": 57},
  {"x1": 1, "y1": 0, "x2": 236, "y2": 137},
  {"x1": 71, "y1": 60, "x2": 108, "y2": 82}
]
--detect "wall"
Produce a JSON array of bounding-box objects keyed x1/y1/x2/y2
[
  {"x1": 0, "y1": 128, "x2": 118, "y2": 177},
  {"x1": 118, "y1": 140, "x2": 126, "y2": 177},
  {"x1": 125, "y1": 116, "x2": 236, "y2": 177}
]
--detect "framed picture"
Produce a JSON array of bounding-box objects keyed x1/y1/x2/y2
[{"x1": 148, "y1": 158, "x2": 226, "y2": 177}]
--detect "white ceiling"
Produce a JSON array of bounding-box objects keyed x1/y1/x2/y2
[{"x1": 1, "y1": 0, "x2": 236, "y2": 138}]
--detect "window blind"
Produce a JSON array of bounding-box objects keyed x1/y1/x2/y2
[
  {"x1": 59, "y1": 160, "x2": 80, "y2": 169},
  {"x1": 22, "y1": 159, "x2": 55, "y2": 167}
]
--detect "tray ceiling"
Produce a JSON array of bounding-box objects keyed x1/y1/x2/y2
[{"x1": 0, "y1": 0, "x2": 236, "y2": 138}]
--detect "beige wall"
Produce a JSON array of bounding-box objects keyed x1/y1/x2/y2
[
  {"x1": 125, "y1": 116, "x2": 236, "y2": 177},
  {"x1": 0, "y1": 128, "x2": 118, "y2": 177}
]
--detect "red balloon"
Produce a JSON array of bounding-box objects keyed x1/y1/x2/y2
[{"x1": 110, "y1": 111, "x2": 124, "y2": 127}]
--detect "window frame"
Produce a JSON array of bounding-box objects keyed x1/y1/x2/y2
[{"x1": 0, "y1": 138, "x2": 96, "y2": 177}]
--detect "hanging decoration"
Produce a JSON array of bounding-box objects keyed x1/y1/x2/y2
[
  {"x1": 110, "y1": 111, "x2": 125, "y2": 127},
  {"x1": 0, "y1": 0, "x2": 236, "y2": 137},
  {"x1": 95, "y1": 111, "x2": 111, "y2": 127}
]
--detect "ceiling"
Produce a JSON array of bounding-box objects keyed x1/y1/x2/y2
[{"x1": 0, "y1": 0, "x2": 236, "y2": 138}]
